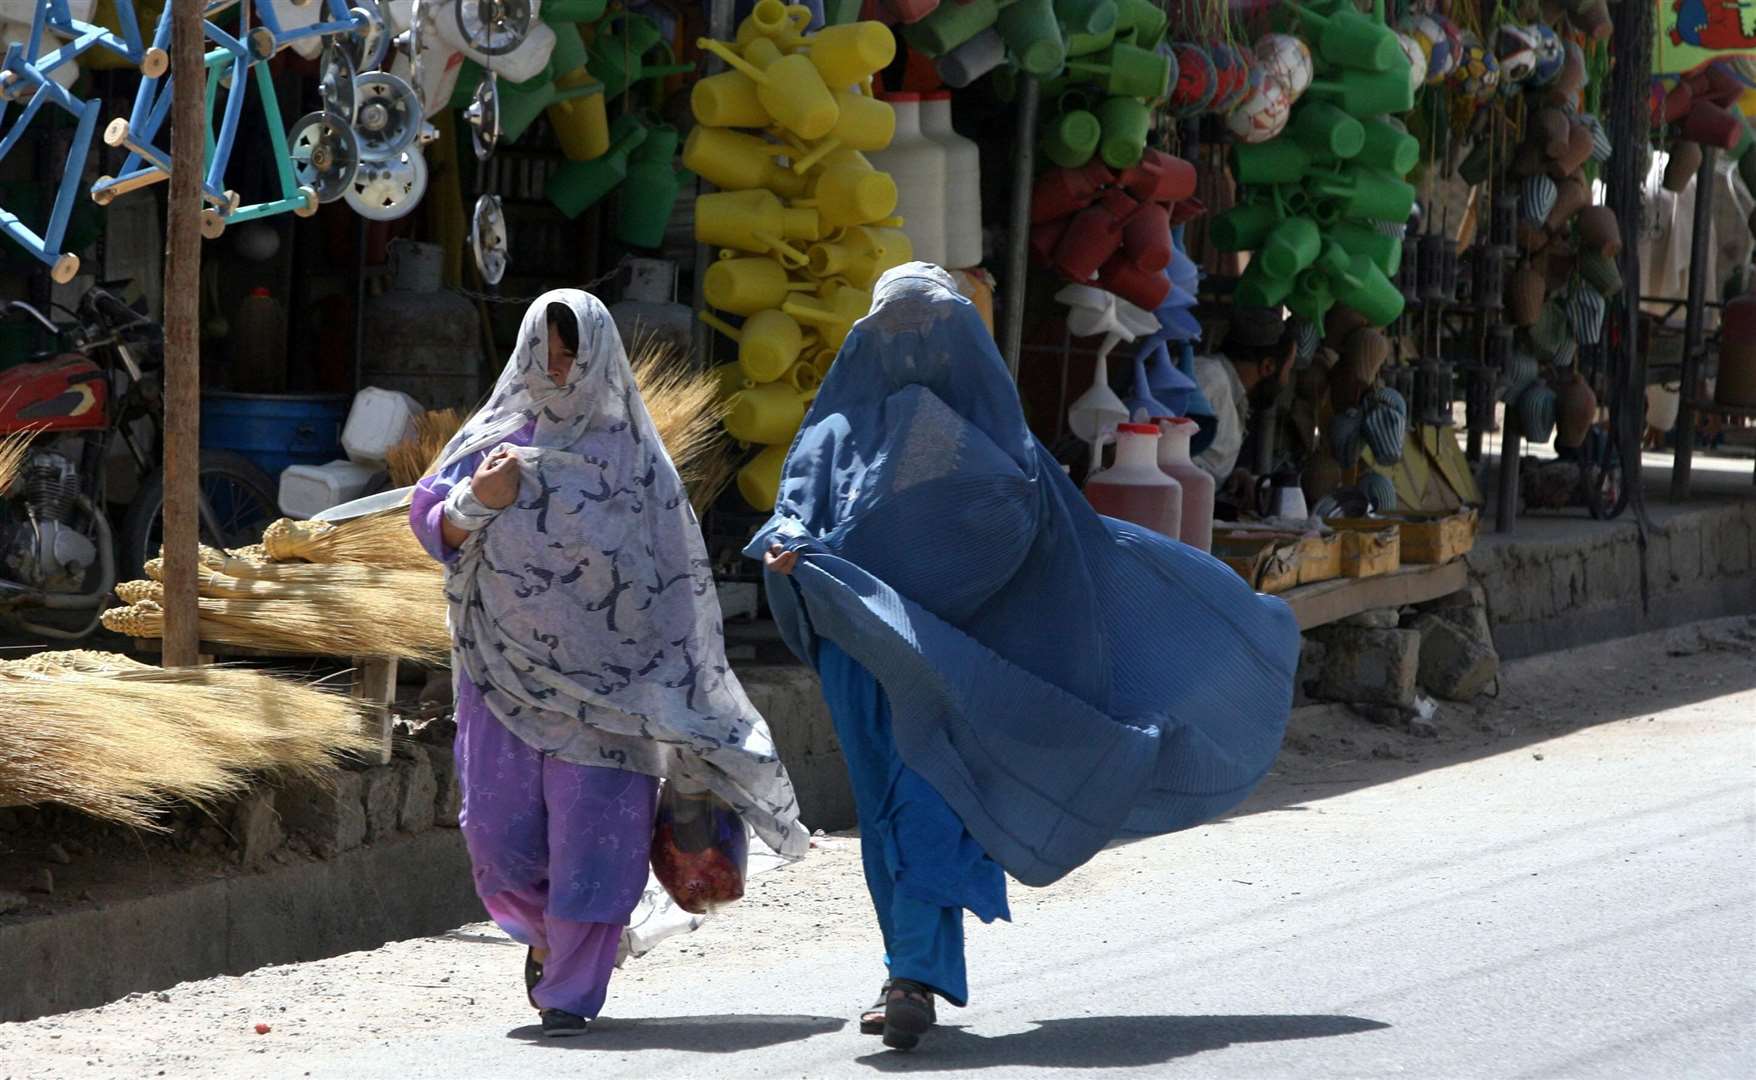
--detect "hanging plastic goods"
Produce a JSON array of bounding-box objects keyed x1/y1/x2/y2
[
  {"x1": 919, "y1": 91, "x2": 982, "y2": 269},
  {"x1": 1152, "y1": 416, "x2": 1214, "y2": 553},
  {"x1": 1084, "y1": 422, "x2": 1182, "y2": 539},
  {"x1": 865, "y1": 92, "x2": 949, "y2": 267},
  {"x1": 649, "y1": 779, "x2": 750, "y2": 916}
]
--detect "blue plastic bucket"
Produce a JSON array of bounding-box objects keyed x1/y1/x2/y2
[{"x1": 200, "y1": 393, "x2": 350, "y2": 479}]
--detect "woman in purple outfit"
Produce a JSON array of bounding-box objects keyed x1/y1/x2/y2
[{"x1": 410, "y1": 291, "x2": 808, "y2": 1037}]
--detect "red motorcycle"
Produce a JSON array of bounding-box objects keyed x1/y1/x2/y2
[{"x1": 0, "y1": 285, "x2": 278, "y2": 638}]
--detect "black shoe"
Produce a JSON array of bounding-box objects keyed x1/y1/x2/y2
[
  {"x1": 540, "y1": 1008, "x2": 590, "y2": 1038},
  {"x1": 881, "y1": 979, "x2": 935, "y2": 1051},
  {"x1": 525, "y1": 949, "x2": 543, "y2": 1010}
]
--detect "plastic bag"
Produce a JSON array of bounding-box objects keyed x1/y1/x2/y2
[{"x1": 649, "y1": 779, "x2": 749, "y2": 914}]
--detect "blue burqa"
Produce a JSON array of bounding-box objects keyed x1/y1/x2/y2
[{"x1": 747, "y1": 265, "x2": 1300, "y2": 887}]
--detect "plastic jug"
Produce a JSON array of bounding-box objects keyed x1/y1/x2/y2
[
  {"x1": 863, "y1": 93, "x2": 948, "y2": 266},
  {"x1": 902, "y1": 0, "x2": 1001, "y2": 57},
  {"x1": 737, "y1": 1, "x2": 815, "y2": 49},
  {"x1": 699, "y1": 307, "x2": 811, "y2": 383},
  {"x1": 278, "y1": 460, "x2": 378, "y2": 519},
  {"x1": 696, "y1": 189, "x2": 822, "y2": 265},
  {"x1": 807, "y1": 224, "x2": 913, "y2": 289},
  {"x1": 725, "y1": 381, "x2": 810, "y2": 444},
  {"x1": 548, "y1": 75, "x2": 611, "y2": 161},
  {"x1": 616, "y1": 127, "x2": 685, "y2": 250},
  {"x1": 693, "y1": 69, "x2": 773, "y2": 128},
  {"x1": 547, "y1": 115, "x2": 649, "y2": 218},
  {"x1": 782, "y1": 282, "x2": 875, "y2": 350},
  {"x1": 705, "y1": 256, "x2": 814, "y2": 315},
  {"x1": 797, "y1": 159, "x2": 899, "y2": 228},
  {"x1": 738, "y1": 443, "x2": 791, "y2": 510},
  {"x1": 698, "y1": 36, "x2": 840, "y2": 141},
  {"x1": 809, "y1": 21, "x2": 898, "y2": 87},
  {"x1": 786, "y1": 89, "x2": 898, "y2": 174},
  {"x1": 1084, "y1": 423, "x2": 1180, "y2": 538},
  {"x1": 233, "y1": 287, "x2": 288, "y2": 394},
  {"x1": 919, "y1": 92, "x2": 982, "y2": 269},
  {"x1": 341, "y1": 387, "x2": 421, "y2": 465},
  {"x1": 1152, "y1": 415, "x2": 1213, "y2": 551},
  {"x1": 682, "y1": 126, "x2": 809, "y2": 197}
]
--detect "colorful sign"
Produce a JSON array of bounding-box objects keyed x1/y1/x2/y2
[{"x1": 1658, "y1": 0, "x2": 1756, "y2": 75}]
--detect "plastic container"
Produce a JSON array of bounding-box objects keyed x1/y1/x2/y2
[
  {"x1": 201, "y1": 393, "x2": 347, "y2": 479},
  {"x1": 867, "y1": 93, "x2": 948, "y2": 267},
  {"x1": 1153, "y1": 416, "x2": 1214, "y2": 552},
  {"x1": 920, "y1": 92, "x2": 982, "y2": 269},
  {"x1": 278, "y1": 460, "x2": 379, "y2": 519},
  {"x1": 342, "y1": 387, "x2": 422, "y2": 466},
  {"x1": 1084, "y1": 422, "x2": 1181, "y2": 538},
  {"x1": 232, "y1": 287, "x2": 288, "y2": 394}
]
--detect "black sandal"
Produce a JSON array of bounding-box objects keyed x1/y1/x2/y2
[
  {"x1": 881, "y1": 978, "x2": 936, "y2": 1051},
  {"x1": 525, "y1": 948, "x2": 543, "y2": 1010},
  {"x1": 859, "y1": 980, "x2": 893, "y2": 1036}
]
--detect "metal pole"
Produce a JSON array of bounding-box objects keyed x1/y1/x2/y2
[
  {"x1": 161, "y1": 0, "x2": 205, "y2": 667},
  {"x1": 1672, "y1": 147, "x2": 1718, "y2": 500},
  {"x1": 1494, "y1": 420, "x2": 1522, "y2": 534},
  {"x1": 690, "y1": 0, "x2": 736, "y2": 368},
  {"x1": 1001, "y1": 76, "x2": 1040, "y2": 380}
]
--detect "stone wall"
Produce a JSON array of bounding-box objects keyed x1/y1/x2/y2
[{"x1": 1467, "y1": 501, "x2": 1756, "y2": 660}]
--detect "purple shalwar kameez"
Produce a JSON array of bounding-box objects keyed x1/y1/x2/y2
[{"x1": 411, "y1": 425, "x2": 657, "y2": 1020}]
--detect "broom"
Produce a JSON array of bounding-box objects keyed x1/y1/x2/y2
[
  {"x1": 628, "y1": 331, "x2": 736, "y2": 512},
  {"x1": 385, "y1": 408, "x2": 463, "y2": 488},
  {"x1": 0, "y1": 653, "x2": 373, "y2": 829},
  {"x1": 102, "y1": 594, "x2": 448, "y2": 663}
]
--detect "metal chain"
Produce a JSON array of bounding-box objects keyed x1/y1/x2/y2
[{"x1": 451, "y1": 256, "x2": 634, "y2": 306}]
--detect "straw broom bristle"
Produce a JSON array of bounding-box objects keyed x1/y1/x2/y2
[
  {"x1": 103, "y1": 592, "x2": 448, "y2": 664},
  {"x1": 0, "y1": 653, "x2": 374, "y2": 829},
  {"x1": 386, "y1": 408, "x2": 464, "y2": 488},
  {"x1": 260, "y1": 511, "x2": 432, "y2": 571},
  {"x1": 0, "y1": 426, "x2": 37, "y2": 493},
  {"x1": 628, "y1": 331, "x2": 735, "y2": 512}
]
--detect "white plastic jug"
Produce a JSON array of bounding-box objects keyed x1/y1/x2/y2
[
  {"x1": 279, "y1": 460, "x2": 379, "y2": 519},
  {"x1": 867, "y1": 93, "x2": 948, "y2": 268},
  {"x1": 342, "y1": 387, "x2": 423, "y2": 466},
  {"x1": 919, "y1": 92, "x2": 982, "y2": 270}
]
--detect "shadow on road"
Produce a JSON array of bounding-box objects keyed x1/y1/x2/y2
[
  {"x1": 508, "y1": 1013, "x2": 845, "y2": 1052},
  {"x1": 853, "y1": 1013, "x2": 1388, "y2": 1071}
]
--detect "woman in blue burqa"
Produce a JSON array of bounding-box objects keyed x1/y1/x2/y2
[
  {"x1": 750, "y1": 264, "x2": 1299, "y2": 1050},
  {"x1": 412, "y1": 290, "x2": 809, "y2": 1037}
]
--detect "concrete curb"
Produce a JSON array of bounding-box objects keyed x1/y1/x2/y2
[{"x1": 1, "y1": 831, "x2": 477, "y2": 1023}]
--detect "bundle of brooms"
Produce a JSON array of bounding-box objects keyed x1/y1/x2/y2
[
  {"x1": 101, "y1": 334, "x2": 733, "y2": 661},
  {"x1": 0, "y1": 650, "x2": 373, "y2": 829}
]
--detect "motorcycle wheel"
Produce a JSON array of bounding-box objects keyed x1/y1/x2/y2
[{"x1": 119, "y1": 450, "x2": 280, "y2": 580}]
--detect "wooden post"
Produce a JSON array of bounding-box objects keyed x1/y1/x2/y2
[{"x1": 160, "y1": 0, "x2": 204, "y2": 667}]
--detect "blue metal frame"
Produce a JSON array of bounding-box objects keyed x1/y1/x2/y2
[{"x1": 2, "y1": 0, "x2": 368, "y2": 274}]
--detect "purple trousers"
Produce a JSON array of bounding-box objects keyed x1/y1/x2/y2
[{"x1": 455, "y1": 674, "x2": 658, "y2": 1019}]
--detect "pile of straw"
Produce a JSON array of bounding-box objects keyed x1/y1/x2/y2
[
  {"x1": 0, "y1": 651, "x2": 372, "y2": 829},
  {"x1": 386, "y1": 408, "x2": 463, "y2": 488},
  {"x1": 630, "y1": 332, "x2": 735, "y2": 512}
]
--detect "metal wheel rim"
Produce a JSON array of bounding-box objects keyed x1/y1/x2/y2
[
  {"x1": 344, "y1": 150, "x2": 428, "y2": 221},
  {"x1": 453, "y1": 0, "x2": 531, "y2": 57},
  {"x1": 319, "y1": 41, "x2": 357, "y2": 122},
  {"x1": 467, "y1": 71, "x2": 500, "y2": 161},
  {"x1": 346, "y1": 0, "x2": 391, "y2": 73},
  {"x1": 289, "y1": 111, "x2": 361, "y2": 203},
  {"x1": 351, "y1": 72, "x2": 422, "y2": 160},
  {"x1": 471, "y1": 193, "x2": 508, "y2": 284}
]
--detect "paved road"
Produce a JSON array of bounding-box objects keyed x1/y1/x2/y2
[{"x1": 3, "y1": 623, "x2": 1754, "y2": 1079}]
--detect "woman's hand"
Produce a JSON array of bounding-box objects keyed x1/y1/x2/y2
[
  {"x1": 764, "y1": 543, "x2": 799, "y2": 576},
  {"x1": 471, "y1": 447, "x2": 521, "y2": 510}
]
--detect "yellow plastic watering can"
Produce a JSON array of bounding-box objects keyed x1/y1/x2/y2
[
  {"x1": 696, "y1": 189, "x2": 822, "y2": 265},
  {"x1": 795, "y1": 159, "x2": 898, "y2": 227},
  {"x1": 783, "y1": 282, "x2": 874, "y2": 350},
  {"x1": 809, "y1": 22, "x2": 899, "y2": 88},
  {"x1": 682, "y1": 127, "x2": 809, "y2": 197},
  {"x1": 699, "y1": 307, "x2": 813, "y2": 383},
  {"x1": 807, "y1": 225, "x2": 913, "y2": 289},
  {"x1": 713, "y1": 362, "x2": 755, "y2": 397},
  {"x1": 705, "y1": 255, "x2": 816, "y2": 315},
  {"x1": 692, "y1": 69, "x2": 773, "y2": 128},
  {"x1": 810, "y1": 346, "x2": 839, "y2": 378},
  {"x1": 738, "y1": 443, "x2": 792, "y2": 510},
  {"x1": 736, "y1": 1, "x2": 815, "y2": 50},
  {"x1": 785, "y1": 359, "x2": 823, "y2": 394},
  {"x1": 725, "y1": 381, "x2": 810, "y2": 444},
  {"x1": 786, "y1": 90, "x2": 897, "y2": 173},
  {"x1": 548, "y1": 71, "x2": 611, "y2": 161},
  {"x1": 697, "y1": 36, "x2": 840, "y2": 141}
]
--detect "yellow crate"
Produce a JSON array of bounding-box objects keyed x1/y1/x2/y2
[
  {"x1": 1329, "y1": 509, "x2": 1476, "y2": 564},
  {"x1": 1213, "y1": 534, "x2": 1303, "y2": 594},
  {"x1": 1337, "y1": 526, "x2": 1401, "y2": 578}
]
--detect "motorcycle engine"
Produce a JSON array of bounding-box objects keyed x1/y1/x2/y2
[{"x1": 2, "y1": 446, "x2": 97, "y2": 592}]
